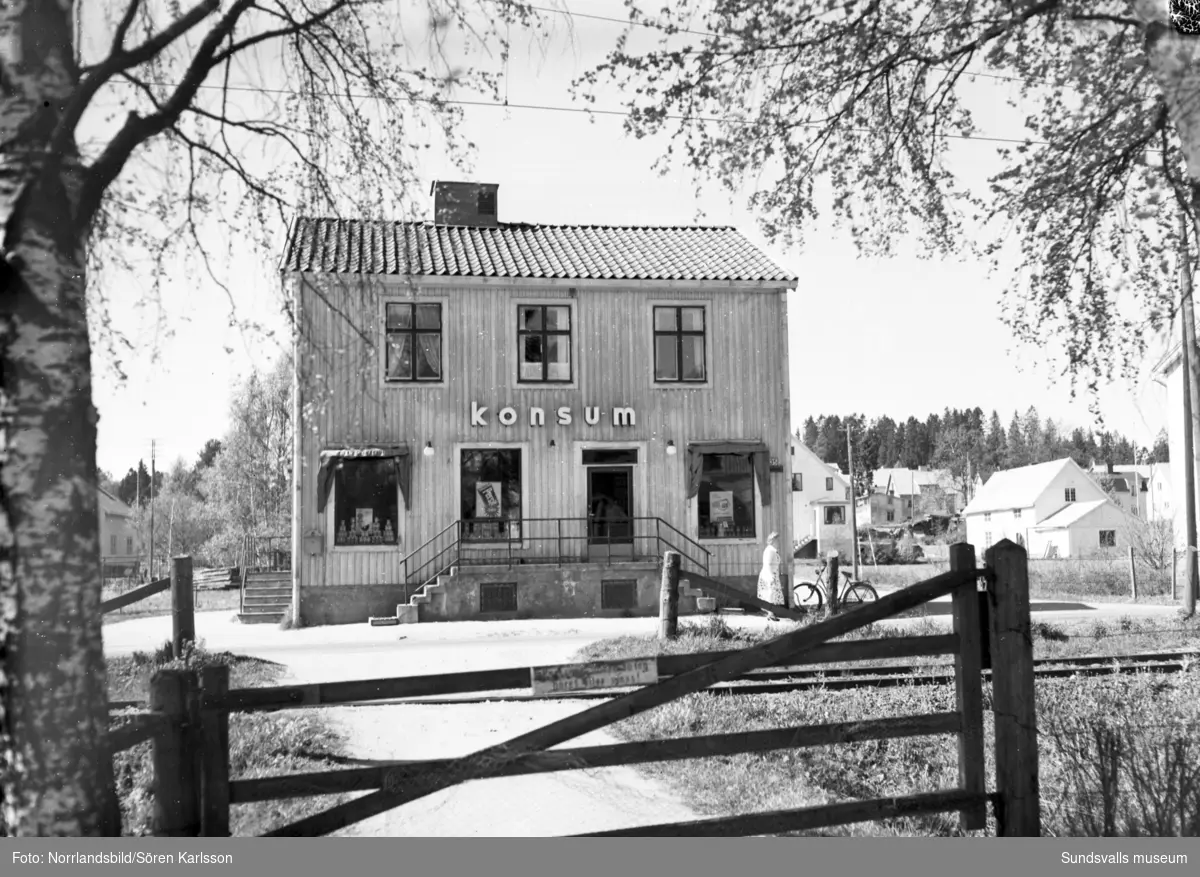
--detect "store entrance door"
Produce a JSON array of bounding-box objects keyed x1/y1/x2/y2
[{"x1": 587, "y1": 466, "x2": 633, "y2": 560}]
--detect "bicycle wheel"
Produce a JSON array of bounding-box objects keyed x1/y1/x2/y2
[
  {"x1": 842, "y1": 582, "x2": 879, "y2": 605},
  {"x1": 792, "y1": 581, "x2": 824, "y2": 611}
]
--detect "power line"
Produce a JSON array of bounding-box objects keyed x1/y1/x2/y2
[
  {"x1": 492, "y1": 0, "x2": 1060, "y2": 90},
  {"x1": 105, "y1": 77, "x2": 1050, "y2": 149}
]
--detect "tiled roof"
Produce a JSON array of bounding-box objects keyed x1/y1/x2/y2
[
  {"x1": 874, "y1": 467, "x2": 955, "y2": 494},
  {"x1": 281, "y1": 217, "x2": 797, "y2": 282}
]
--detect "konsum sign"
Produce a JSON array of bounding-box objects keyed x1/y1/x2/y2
[{"x1": 471, "y1": 402, "x2": 636, "y2": 428}]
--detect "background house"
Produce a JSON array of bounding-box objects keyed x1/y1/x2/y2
[
  {"x1": 1028, "y1": 499, "x2": 1132, "y2": 560},
  {"x1": 99, "y1": 488, "x2": 141, "y2": 578},
  {"x1": 961, "y1": 457, "x2": 1119, "y2": 556},
  {"x1": 1087, "y1": 462, "x2": 1172, "y2": 523},
  {"x1": 871, "y1": 467, "x2": 963, "y2": 517},
  {"x1": 790, "y1": 439, "x2": 852, "y2": 555}
]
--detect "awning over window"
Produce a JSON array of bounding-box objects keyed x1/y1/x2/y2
[
  {"x1": 686, "y1": 440, "x2": 771, "y2": 507},
  {"x1": 317, "y1": 445, "x2": 412, "y2": 513}
]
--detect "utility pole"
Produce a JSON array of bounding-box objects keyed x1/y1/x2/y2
[
  {"x1": 1181, "y1": 218, "x2": 1199, "y2": 618},
  {"x1": 150, "y1": 440, "x2": 156, "y2": 581},
  {"x1": 847, "y1": 426, "x2": 860, "y2": 581}
]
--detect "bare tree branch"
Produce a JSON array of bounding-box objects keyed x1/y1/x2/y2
[{"x1": 53, "y1": 0, "x2": 221, "y2": 157}]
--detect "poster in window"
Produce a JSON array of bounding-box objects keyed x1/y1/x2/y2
[
  {"x1": 476, "y1": 481, "x2": 502, "y2": 518},
  {"x1": 710, "y1": 491, "x2": 734, "y2": 521},
  {"x1": 356, "y1": 508, "x2": 374, "y2": 530}
]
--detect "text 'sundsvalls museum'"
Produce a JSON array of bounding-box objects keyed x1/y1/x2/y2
[{"x1": 281, "y1": 182, "x2": 797, "y2": 625}]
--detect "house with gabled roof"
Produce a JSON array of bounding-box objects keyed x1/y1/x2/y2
[
  {"x1": 278, "y1": 181, "x2": 798, "y2": 626},
  {"x1": 789, "y1": 439, "x2": 852, "y2": 558},
  {"x1": 99, "y1": 487, "x2": 141, "y2": 578},
  {"x1": 961, "y1": 457, "x2": 1128, "y2": 558}
]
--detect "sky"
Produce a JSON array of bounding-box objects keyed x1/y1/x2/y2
[{"x1": 82, "y1": 1, "x2": 1178, "y2": 479}]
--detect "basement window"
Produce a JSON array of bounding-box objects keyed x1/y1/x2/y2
[
  {"x1": 479, "y1": 582, "x2": 518, "y2": 613},
  {"x1": 601, "y1": 580, "x2": 638, "y2": 610}
]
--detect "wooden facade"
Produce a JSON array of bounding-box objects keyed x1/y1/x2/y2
[{"x1": 289, "y1": 269, "x2": 795, "y2": 624}]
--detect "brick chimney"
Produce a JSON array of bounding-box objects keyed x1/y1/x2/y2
[{"x1": 431, "y1": 181, "x2": 499, "y2": 227}]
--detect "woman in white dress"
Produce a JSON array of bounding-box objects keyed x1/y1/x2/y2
[{"x1": 757, "y1": 531, "x2": 784, "y2": 620}]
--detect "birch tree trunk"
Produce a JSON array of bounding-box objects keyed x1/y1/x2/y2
[{"x1": 0, "y1": 1, "x2": 121, "y2": 835}]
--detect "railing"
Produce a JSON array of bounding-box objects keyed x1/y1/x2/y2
[
  {"x1": 401, "y1": 517, "x2": 712, "y2": 596},
  {"x1": 242, "y1": 534, "x2": 291, "y2": 573},
  {"x1": 110, "y1": 540, "x2": 1040, "y2": 837}
]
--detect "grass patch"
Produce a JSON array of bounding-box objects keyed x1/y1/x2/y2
[
  {"x1": 109, "y1": 641, "x2": 349, "y2": 836},
  {"x1": 573, "y1": 614, "x2": 1200, "y2": 836},
  {"x1": 859, "y1": 558, "x2": 1179, "y2": 605}
]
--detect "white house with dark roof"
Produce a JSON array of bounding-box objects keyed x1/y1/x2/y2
[
  {"x1": 277, "y1": 180, "x2": 798, "y2": 626},
  {"x1": 961, "y1": 457, "x2": 1127, "y2": 557}
]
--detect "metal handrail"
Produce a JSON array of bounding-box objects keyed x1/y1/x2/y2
[{"x1": 402, "y1": 517, "x2": 714, "y2": 591}]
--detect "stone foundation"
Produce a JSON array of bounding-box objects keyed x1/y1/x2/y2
[{"x1": 298, "y1": 562, "x2": 724, "y2": 625}]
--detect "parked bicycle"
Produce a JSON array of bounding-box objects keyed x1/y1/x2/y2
[{"x1": 792, "y1": 557, "x2": 878, "y2": 611}]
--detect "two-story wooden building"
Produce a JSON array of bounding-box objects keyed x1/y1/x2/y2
[{"x1": 280, "y1": 182, "x2": 797, "y2": 625}]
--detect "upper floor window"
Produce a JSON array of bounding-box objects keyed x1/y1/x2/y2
[
  {"x1": 126, "y1": 536, "x2": 133, "y2": 554},
  {"x1": 519, "y1": 305, "x2": 572, "y2": 382},
  {"x1": 385, "y1": 302, "x2": 442, "y2": 382},
  {"x1": 110, "y1": 534, "x2": 117, "y2": 553},
  {"x1": 1065, "y1": 488, "x2": 1076, "y2": 502},
  {"x1": 653, "y1": 306, "x2": 706, "y2": 382},
  {"x1": 984, "y1": 512, "x2": 992, "y2": 522},
  {"x1": 825, "y1": 477, "x2": 834, "y2": 492},
  {"x1": 792, "y1": 474, "x2": 803, "y2": 491},
  {"x1": 1014, "y1": 509, "x2": 1022, "y2": 519}
]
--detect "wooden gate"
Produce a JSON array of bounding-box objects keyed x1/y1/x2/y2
[{"x1": 112, "y1": 540, "x2": 1039, "y2": 837}]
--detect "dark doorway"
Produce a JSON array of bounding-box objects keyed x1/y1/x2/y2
[{"x1": 587, "y1": 466, "x2": 633, "y2": 559}]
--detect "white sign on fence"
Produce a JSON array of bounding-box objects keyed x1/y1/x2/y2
[{"x1": 530, "y1": 658, "x2": 659, "y2": 695}]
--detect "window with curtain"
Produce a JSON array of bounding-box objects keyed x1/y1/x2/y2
[
  {"x1": 697, "y1": 453, "x2": 755, "y2": 539},
  {"x1": 333, "y1": 459, "x2": 399, "y2": 546},
  {"x1": 653, "y1": 306, "x2": 706, "y2": 382},
  {"x1": 385, "y1": 302, "x2": 442, "y2": 381},
  {"x1": 460, "y1": 449, "x2": 523, "y2": 541},
  {"x1": 518, "y1": 305, "x2": 572, "y2": 382}
]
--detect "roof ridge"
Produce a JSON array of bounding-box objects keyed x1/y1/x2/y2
[{"x1": 292, "y1": 216, "x2": 740, "y2": 231}]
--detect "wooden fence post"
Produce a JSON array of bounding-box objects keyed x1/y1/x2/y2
[
  {"x1": 826, "y1": 551, "x2": 840, "y2": 614},
  {"x1": 1172, "y1": 549, "x2": 1178, "y2": 601},
  {"x1": 659, "y1": 551, "x2": 680, "y2": 640},
  {"x1": 985, "y1": 539, "x2": 1040, "y2": 837},
  {"x1": 172, "y1": 555, "x2": 195, "y2": 659},
  {"x1": 200, "y1": 665, "x2": 231, "y2": 837},
  {"x1": 1128, "y1": 546, "x2": 1137, "y2": 602},
  {"x1": 949, "y1": 543, "x2": 986, "y2": 832},
  {"x1": 151, "y1": 669, "x2": 201, "y2": 837}
]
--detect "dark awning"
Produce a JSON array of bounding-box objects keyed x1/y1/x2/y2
[
  {"x1": 686, "y1": 440, "x2": 771, "y2": 507},
  {"x1": 317, "y1": 445, "x2": 412, "y2": 513}
]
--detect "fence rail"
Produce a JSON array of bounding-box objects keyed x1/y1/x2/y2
[{"x1": 109, "y1": 539, "x2": 1044, "y2": 838}]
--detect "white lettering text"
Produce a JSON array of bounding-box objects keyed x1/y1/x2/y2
[
  {"x1": 498, "y1": 406, "x2": 518, "y2": 426},
  {"x1": 471, "y1": 402, "x2": 489, "y2": 427}
]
